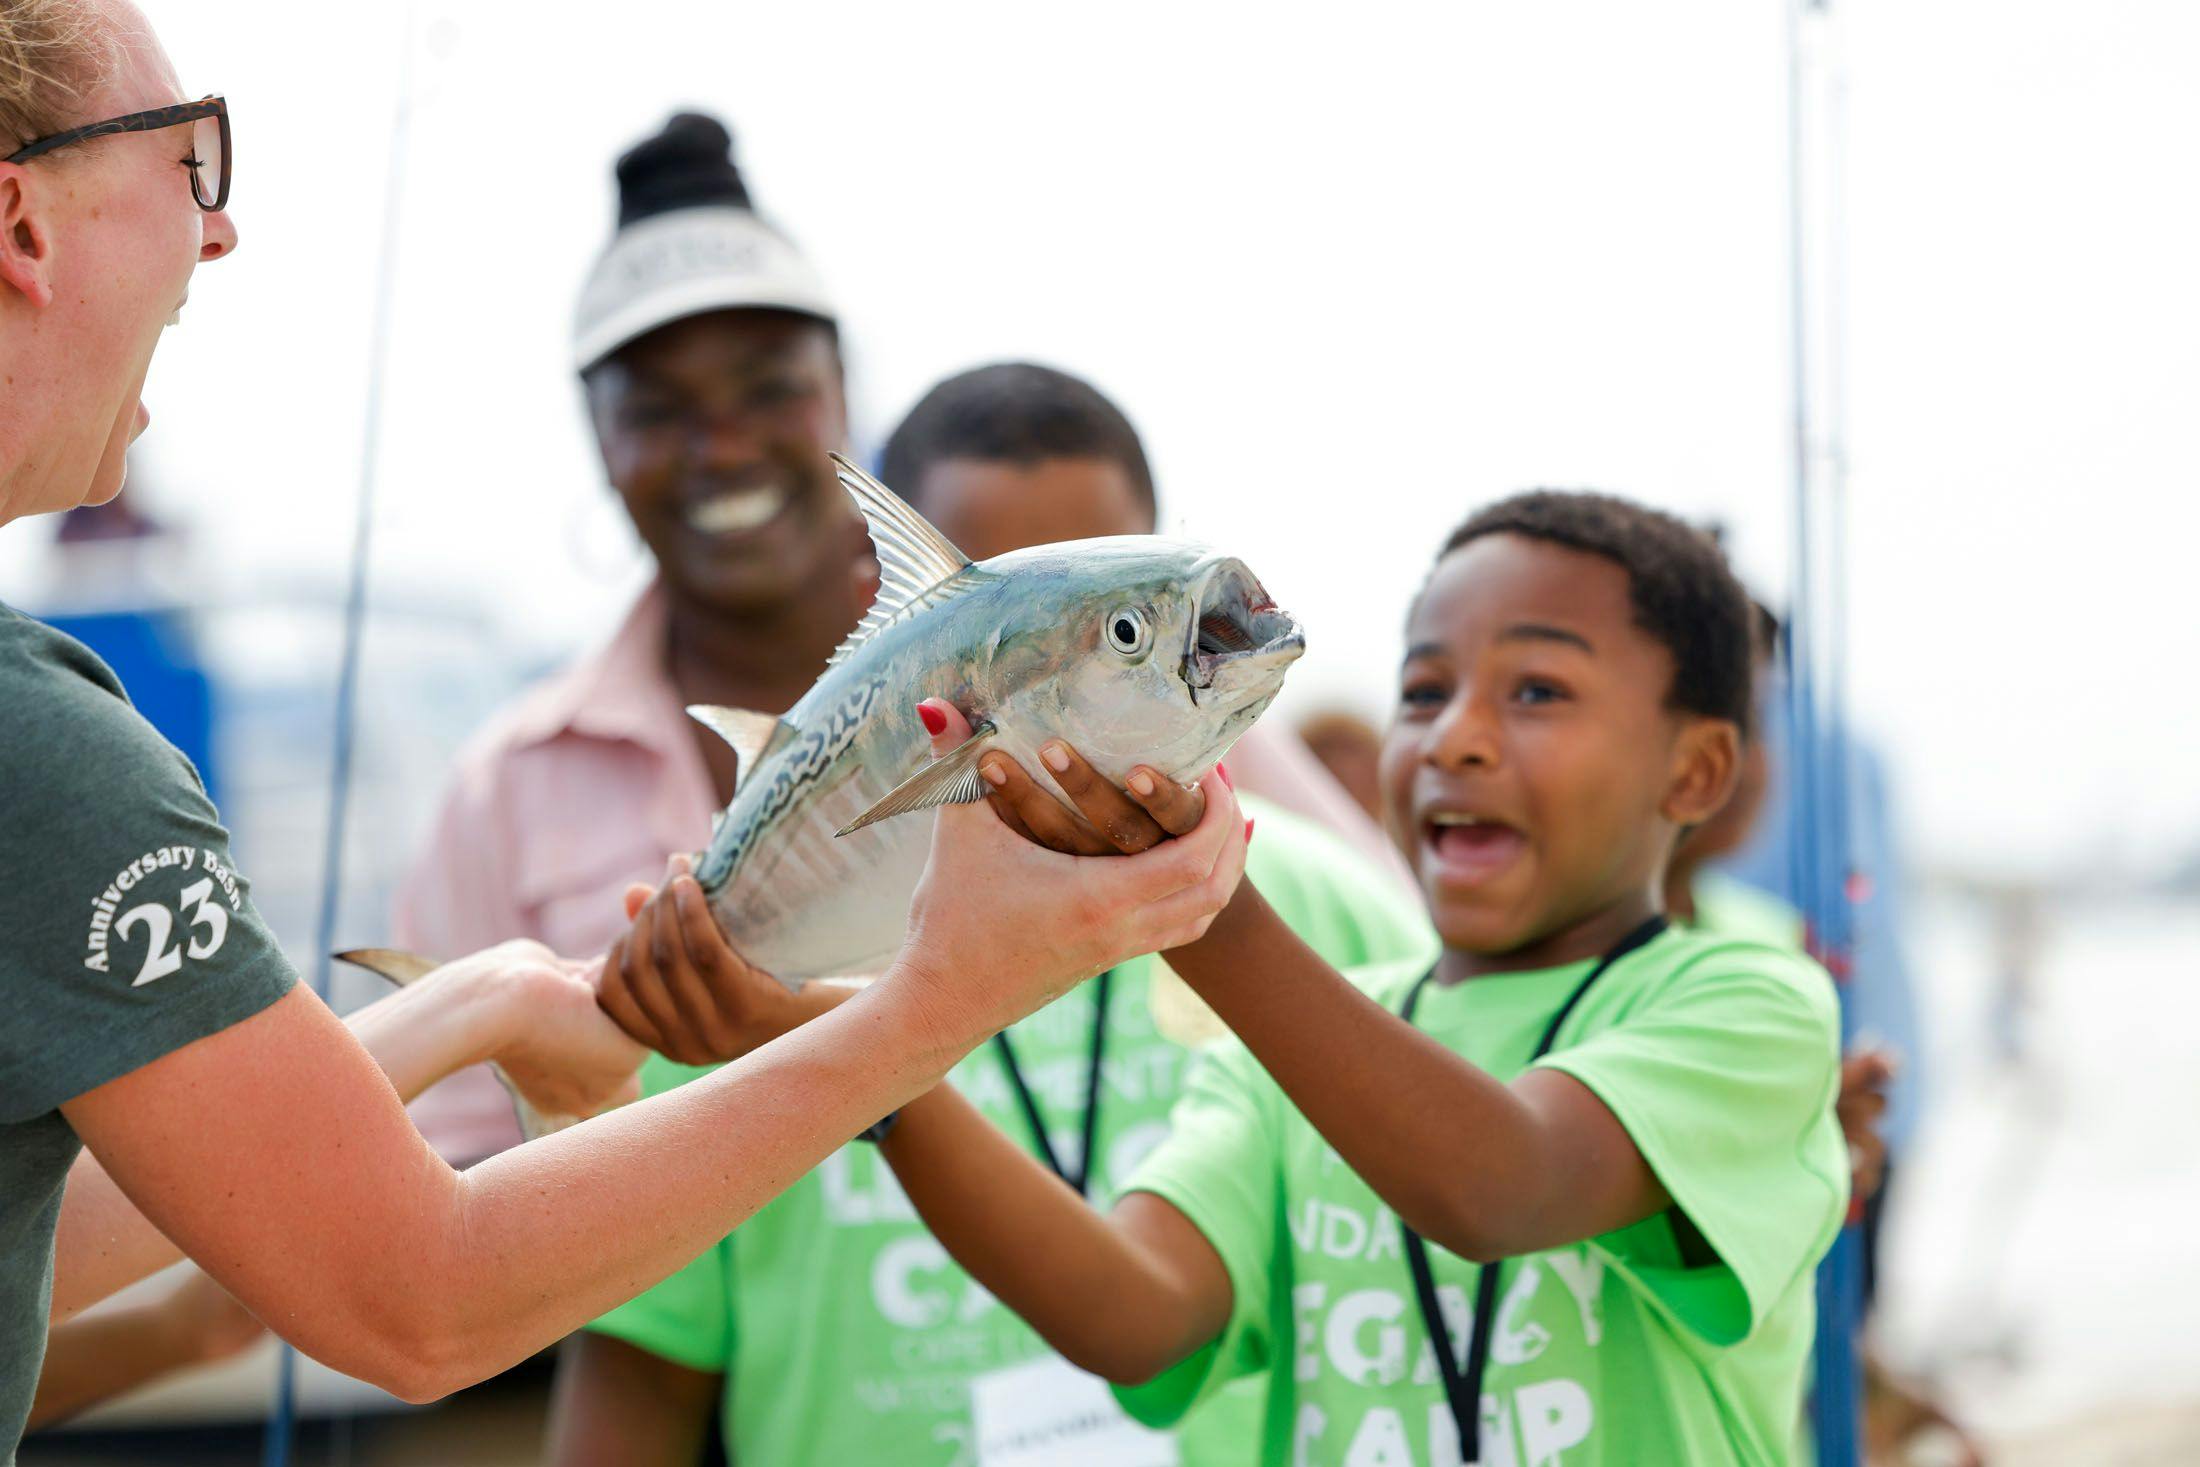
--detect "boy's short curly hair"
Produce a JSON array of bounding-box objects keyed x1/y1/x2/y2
[
  {"x1": 880, "y1": 362, "x2": 1157, "y2": 521},
  {"x1": 1438, "y1": 491, "x2": 1756, "y2": 734}
]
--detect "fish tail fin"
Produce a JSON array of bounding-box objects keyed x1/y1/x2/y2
[
  {"x1": 488, "y1": 1068, "x2": 576, "y2": 1144},
  {"x1": 335, "y1": 947, "x2": 442, "y2": 985}
]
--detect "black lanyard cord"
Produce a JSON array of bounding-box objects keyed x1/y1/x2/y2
[
  {"x1": 1397, "y1": 915, "x2": 1668, "y2": 1464},
  {"x1": 993, "y1": 967, "x2": 1113, "y2": 1197}
]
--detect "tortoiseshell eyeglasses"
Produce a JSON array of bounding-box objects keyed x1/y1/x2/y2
[{"x1": 5, "y1": 94, "x2": 229, "y2": 212}]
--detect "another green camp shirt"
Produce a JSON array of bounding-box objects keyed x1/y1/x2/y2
[{"x1": 588, "y1": 797, "x2": 1439, "y2": 1466}]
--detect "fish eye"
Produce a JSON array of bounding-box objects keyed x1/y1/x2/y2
[{"x1": 1105, "y1": 606, "x2": 1151, "y2": 658}]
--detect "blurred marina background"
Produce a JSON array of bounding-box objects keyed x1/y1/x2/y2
[{"x1": 10, "y1": 1, "x2": 2197, "y2": 1461}]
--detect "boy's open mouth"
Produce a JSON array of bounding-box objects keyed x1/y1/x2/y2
[{"x1": 1423, "y1": 812, "x2": 1528, "y2": 885}]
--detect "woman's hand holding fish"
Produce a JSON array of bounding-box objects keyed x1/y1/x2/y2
[
  {"x1": 466, "y1": 942, "x2": 649, "y2": 1121},
  {"x1": 892, "y1": 700, "x2": 1248, "y2": 1047},
  {"x1": 597, "y1": 857, "x2": 851, "y2": 1065}
]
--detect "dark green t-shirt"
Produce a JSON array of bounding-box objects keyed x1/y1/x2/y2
[{"x1": 0, "y1": 605, "x2": 295, "y2": 1460}]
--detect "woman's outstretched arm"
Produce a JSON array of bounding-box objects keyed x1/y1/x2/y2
[
  {"x1": 57, "y1": 764, "x2": 1244, "y2": 1403},
  {"x1": 50, "y1": 945, "x2": 639, "y2": 1324}
]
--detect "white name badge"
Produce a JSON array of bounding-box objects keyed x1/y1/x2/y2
[{"x1": 971, "y1": 1354, "x2": 1179, "y2": 1467}]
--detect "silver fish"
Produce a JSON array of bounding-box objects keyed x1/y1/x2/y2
[{"x1": 688, "y1": 455, "x2": 1305, "y2": 986}]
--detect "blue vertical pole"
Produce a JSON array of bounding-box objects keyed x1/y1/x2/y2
[
  {"x1": 1786, "y1": 0, "x2": 1863, "y2": 1460},
  {"x1": 260, "y1": 7, "x2": 418, "y2": 1466}
]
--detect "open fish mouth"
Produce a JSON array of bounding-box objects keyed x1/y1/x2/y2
[{"x1": 1184, "y1": 557, "x2": 1305, "y2": 697}]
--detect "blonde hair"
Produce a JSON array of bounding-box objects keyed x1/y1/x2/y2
[{"x1": 1, "y1": 0, "x2": 114, "y2": 151}]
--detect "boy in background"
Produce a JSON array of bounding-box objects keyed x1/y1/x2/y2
[{"x1": 876, "y1": 362, "x2": 1407, "y2": 886}]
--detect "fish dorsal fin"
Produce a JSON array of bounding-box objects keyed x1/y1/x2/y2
[
  {"x1": 828, "y1": 452, "x2": 984, "y2": 669},
  {"x1": 687, "y1": 704, "x2": 792, "y2": 788},
  {"x1": 835, "y1": 720, "x2": 998, "y2": 837}
]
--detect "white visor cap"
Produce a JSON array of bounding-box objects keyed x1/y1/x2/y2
[{"x1": 572, "y1": 205, "x2": 836, "y2": 372}]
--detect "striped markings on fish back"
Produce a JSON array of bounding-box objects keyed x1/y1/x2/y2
[{"x1": 725, "y1": 674, "x2": 890, "y2": 880}]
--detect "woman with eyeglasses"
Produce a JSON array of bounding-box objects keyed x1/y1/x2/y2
[{"x1": 0, "y1": 2, "x2": 1247, "y2": 1457}]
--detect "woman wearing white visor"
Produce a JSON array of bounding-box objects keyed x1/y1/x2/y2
[{"x1": 0, "y1": 3, "x2": 1246, "y2": 1459}]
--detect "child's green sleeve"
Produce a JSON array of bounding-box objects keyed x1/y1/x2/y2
[
  {"x1": 1532, "y1": 945, "x2": 1849, "y2": 1348},
  {"x1": 586, "y1": 1234, "x2": 736, "y2": 1373},
  {"x1": 1110, "y1": 1040, "x2": 1284, "y2": 1429},
  {"x1": 583, "y1": 1053, "x2": 738, "y2": 1373}
]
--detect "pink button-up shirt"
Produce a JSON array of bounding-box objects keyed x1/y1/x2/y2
[
  {"x1": 395, "y1": 585, "x2": 713, "y2": 1162},
  {"x1": 396, "y1": 581, "x2": 1407, "y2": 1163}
]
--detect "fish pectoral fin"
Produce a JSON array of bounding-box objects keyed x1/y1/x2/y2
[
  {"x1": 687, "y1": 704, "x2": 792, "y2": 789},
  {"x1": 835, "y1": 720, "x2": 999, "y2": 838},
  {"x1": 335, "y1": 947, "x2": 443, "y2": 986}
]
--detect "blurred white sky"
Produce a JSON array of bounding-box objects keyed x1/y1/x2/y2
[{"x1": 5, "y1": 0, "x2": 2195, "y2": 879}]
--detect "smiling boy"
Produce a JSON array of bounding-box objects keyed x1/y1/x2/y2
[{"x1": 800, "y1": 490, "x2": 1853, "y2": 1464}]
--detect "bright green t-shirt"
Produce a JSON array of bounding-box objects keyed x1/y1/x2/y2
[
  {"x1": 589, "y1": 798, "x2": 1438, "y2": 1467},
  {"x1": 1690, "y1": 872, "x2": 1806, "y2": 950},
  {"x1": 1117, "y1": 929, "x2": 1847, "y2": 1467}
]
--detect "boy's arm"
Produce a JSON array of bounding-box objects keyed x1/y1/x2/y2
[
  {"x1": 985, "y1": 746, "x2": 1669, "y2": 1264},
  {"x1": 545, "y1": 1334, "x2": 721, "y2": 1467},
  {"x1": 1163, "y1": 886, "x2": 1668, "y2": 1261},
  {"x1": 879, "y1": 1084, "x2": 1232, "y2": 1383},
  {"x1": 31, "y1": 1268, "x2": 264, "y2": 1430}
]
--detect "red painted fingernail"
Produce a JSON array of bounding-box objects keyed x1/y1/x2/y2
[
  {"x1": 1244, "y1": 817, "x2": 1256, "y2": 843},
  {"x1": 1217, "y1": 762, "x2": 1233, "y2": 790},
  {"x1": 917, "y1": 703, "x2": 947, "y2": 736}
]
